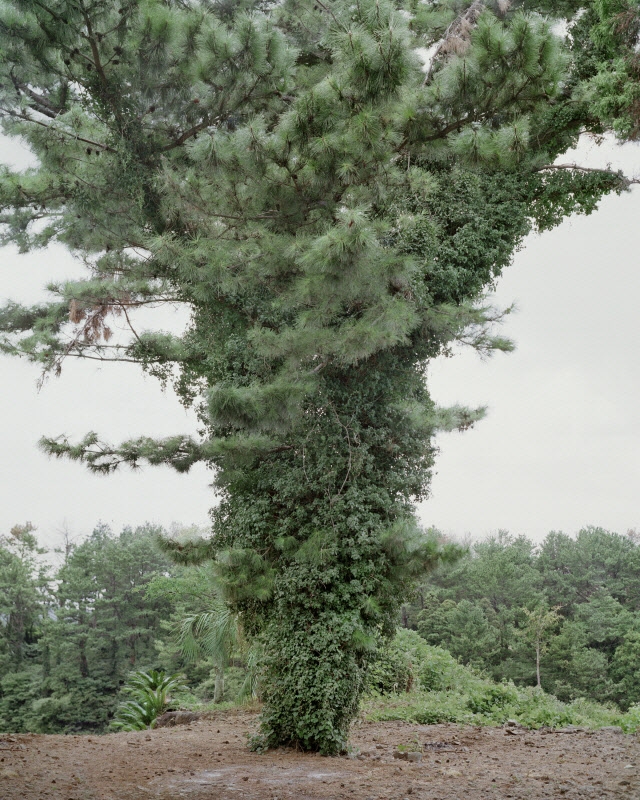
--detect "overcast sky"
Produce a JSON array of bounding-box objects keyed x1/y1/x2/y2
[{"x1": 1, "y1": 134, "x2": 638, "y2": 550}]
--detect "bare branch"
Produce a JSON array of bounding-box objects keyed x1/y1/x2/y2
[
  {"x1": 424, "y1": 0, "x2": 486, "y2": 85},
  {"x1": 160, "y1": 119, "x2": 213, "y2": 152}
]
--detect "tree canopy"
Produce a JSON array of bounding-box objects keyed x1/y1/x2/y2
[{"x1": 0, "y1": 0, "x2": 638, "y2": 752}]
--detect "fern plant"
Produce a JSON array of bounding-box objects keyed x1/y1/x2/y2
[{"x1": 111, "y1": 670, "x2": 187, "y2": 731}]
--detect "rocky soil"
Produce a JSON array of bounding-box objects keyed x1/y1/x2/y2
[{"x1": 2, "y1": 710, "x2": 639, "y2": 800}]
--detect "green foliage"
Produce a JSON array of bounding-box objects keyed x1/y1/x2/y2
[
  {"x1": 0, "y1": 0, "x2": 637, "y2": 752},
  {"x1": 0, "y1": 669, "x2": 41, "y2": 733},
  {"x1": 572, "y1": 0, "x2": 640, "y2": 139},
  {"x1": 0, "y1": 526, "x2": 47, "y2": 661},
  {"x1": 466, "y1": 683, "x2": 519, "y2": 715},
  {"x1": 366, "y1": 628, "x2": 423, "y2": 695},
  {"x1": 611, "y1": 632, "x2": 640, "y2": 709},
  {"x1": 111, "y1": 670, "x2": 187, "y2": 731},
  {"x1": 0, "y1": 523, "x2": 185, "y2": 734},
  {"x1": 176, "y1": 601, "x2": 259, "y2": 704},
  {"x1": 2, "y1": 522, "x2": 640, "y2": 736},
  {"x1": 364, "y1": 629, "x2": 637, "y2": 732},
  {"x1": 404, "y1": 527, "x2": 640, "y2": 710}
]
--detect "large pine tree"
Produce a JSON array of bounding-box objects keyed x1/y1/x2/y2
[{"x1": 0, "y1": 0, "x2": 637, "y2": 751}]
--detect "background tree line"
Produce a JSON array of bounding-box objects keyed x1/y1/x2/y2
[
  {"x1": 402, "y1": 527, "x2": 640, "y2": 709},
  {"x1": 2, "y1": 522, "x2": 640, "y2": 734},
  {"x1": 0, "y1": 522, "x2": 229, "y2": 733}
]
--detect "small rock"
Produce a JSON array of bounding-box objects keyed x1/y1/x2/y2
[
  {"x1": 155, "y1": 711, "x2": 200, "y2": 728},
  {"x1": 406, "y1": 752, "x2": 423, "y2": 763},
  {"x1": 527, "y1": 772, "x2": 551, "y2": 781}
]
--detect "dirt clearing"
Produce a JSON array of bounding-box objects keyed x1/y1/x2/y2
[{"x1": 2, "y1": 711, "x2": 638, "y2": 799}]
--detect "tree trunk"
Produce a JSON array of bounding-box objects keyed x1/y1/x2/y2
[{"x1": 213, "y1": 666, "x2": 224, "y2": 703}]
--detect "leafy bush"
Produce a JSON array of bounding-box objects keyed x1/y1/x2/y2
[
  {"x1": 417, "y1": 644, "x2": 474, "y2": 693},
  {"x1": 111, "y1": 670, "x2": 186, "y2": 731},
  {"x1": 366, "y1": 629, "x2": 476, "y2": 696},
  {"x1": 365, "y1": 632, "x2": 415, "y2": 695},
  {"x1": 467, "y1": 683, "x2": 519, "y2": 715},
  {"x1": 620, "y1": 703, "x2": 640, "y2": 732},
  {"x1": 0, "y1": 670, "x2": 40, "y2": 732}
]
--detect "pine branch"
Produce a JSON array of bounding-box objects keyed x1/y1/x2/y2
[
  {"x1": 304, "y1": 0, "x2": 343, "y2": 30},
  {"x1": 535, "y1": 163, "x2": 639, "y2": 187},
  {"x1": 0, "y1": 106, "x2": 114, "y2": 152},
  {"x1": 160, "y1": 119, "x2": 213, "y2": 152},
  {"x1": 9, "y1": 76, "x2": 63, "y2": 120},
  {"x1": 39, "y1": 432, "x2": 206, "y2": 474}
]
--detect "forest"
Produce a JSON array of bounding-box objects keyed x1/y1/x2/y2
[{"x1": 3, "y1": 522, "x2": 640, "y2": 735}]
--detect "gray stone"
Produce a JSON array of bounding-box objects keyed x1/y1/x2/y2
[{"x1": 155, "y1": 711, "x2": 200, "y2": 728}]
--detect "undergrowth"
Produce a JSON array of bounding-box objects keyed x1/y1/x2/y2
[
  {"x1": 362, "y1": 630, "x2": 640, "y2": 732},
  {"x1": 167, "y1": 628, "x2": 640, "y2": 735}
]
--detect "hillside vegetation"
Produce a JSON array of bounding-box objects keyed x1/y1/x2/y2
[{"x1": 2, "y1": 524, "x2": 639, "y2": 734}]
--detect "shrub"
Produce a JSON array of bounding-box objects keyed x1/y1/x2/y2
[
  {"x1": 467, "y1": 683, "x2": 519, "y2": 715},
  {"x1": 111, "y1": 670, "x2": 187, "y2": 731},
  {"x1": 362, "y1": 629, "x2": 638, "y2": 732}
]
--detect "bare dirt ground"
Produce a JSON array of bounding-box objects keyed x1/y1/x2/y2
[{"x1": 2, "y1": 710, "x2": 639, "y2": 800}]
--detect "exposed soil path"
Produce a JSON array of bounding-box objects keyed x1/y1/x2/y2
[{"x1": 2, "y1": 711, "x2": 639, "y2": 800}]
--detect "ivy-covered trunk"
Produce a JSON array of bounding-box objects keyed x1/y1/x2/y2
[{"x1": 206, "y1": 360, "x2": 450, "y2": 752}]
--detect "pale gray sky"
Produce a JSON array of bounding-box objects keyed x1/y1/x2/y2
[{"x1": 1, "y1": 135, "x2": 639, "y2": 549}]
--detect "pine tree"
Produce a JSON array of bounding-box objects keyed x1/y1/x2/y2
[
  {"x1": 0, "y1": 524, "x2": 48, "y2": 673},
  {"x1": 0, "y1": 0, "x2": 636, "y2": 752},
  {"x1": 34, "y1": 524, "x2": 175, "y2": 733}
]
